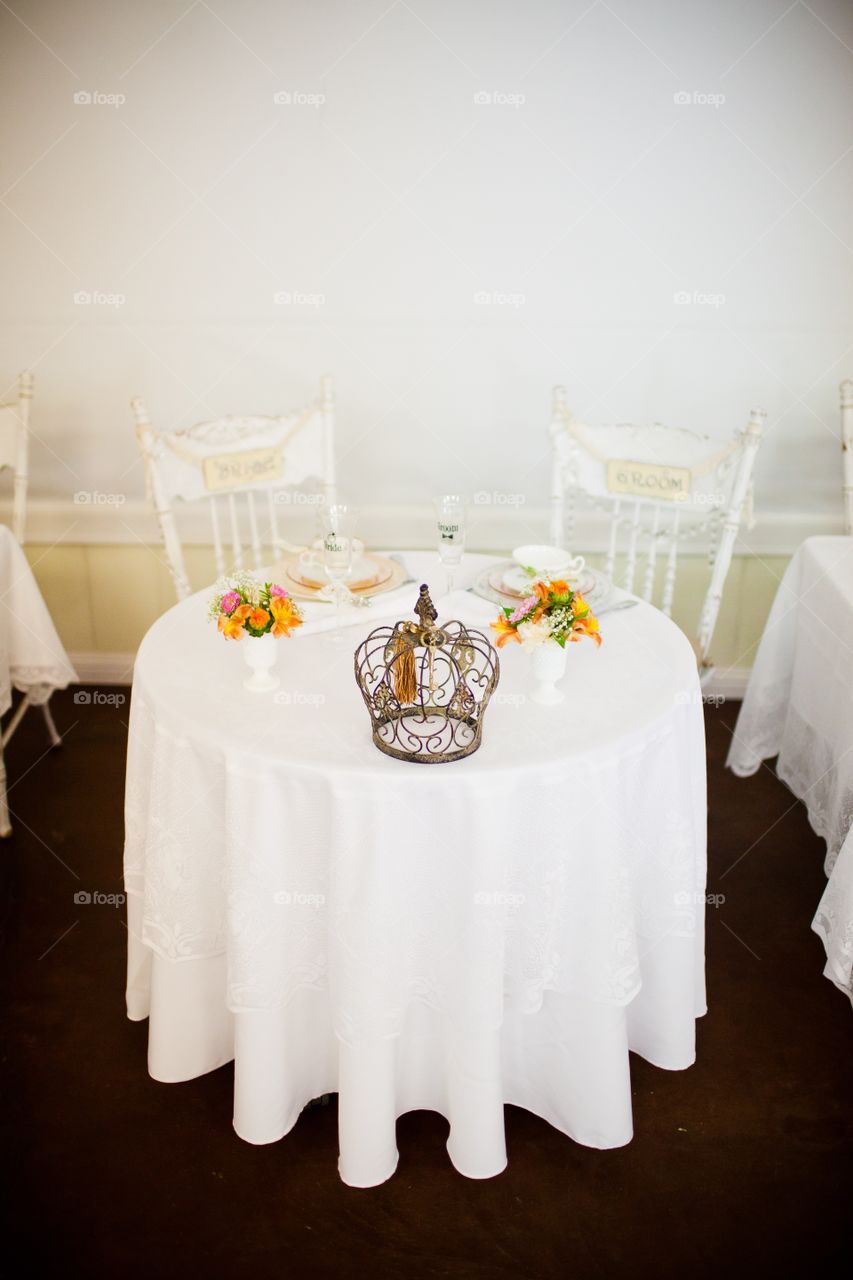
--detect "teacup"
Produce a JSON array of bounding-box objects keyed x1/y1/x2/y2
[{"x1": 511, "y1": 544, "x2": 585, "y2": 579}]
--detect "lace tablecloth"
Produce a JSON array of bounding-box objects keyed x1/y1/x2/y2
[
  {"x1": 727, "y1": 536, "x2": 853, "y2": 1003},
  {"x1": 0, "y1": 524, "x2": 77, "y2": 715},
  {"x1": 124, "y1": 552, "x2": 707, "y2": 1185}
]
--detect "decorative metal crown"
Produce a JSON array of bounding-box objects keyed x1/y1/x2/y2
[{"x1": 353, "y1": 584, "x2": 500, "y2": 763}]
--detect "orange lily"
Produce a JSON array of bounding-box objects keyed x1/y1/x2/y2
[
  {"x1": 270, "y1": 595, "x2": 303, "y2": 637},
  {"x1": 219, "y1": 603, "x2": 252, "y2": 640},
  {"x1": 571, "y1": 611, "x2": 602, "y2": 646},
  {"x1": 490, "y1": 615, "x2": 521, "y2": 647}
]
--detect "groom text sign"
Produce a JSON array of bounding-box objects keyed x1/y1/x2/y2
[
  {"x1": 203, "y1": 447, "x2": 284, "y2": 492},
  {"x1": 606, "y1": 460, "x2": 691, "y2": 502}
]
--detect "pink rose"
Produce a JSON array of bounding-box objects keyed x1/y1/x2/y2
[
  {"x1": 269, "y1": 584, "x2": 288, "y2": 598},
  {"x1": 221, "y1": 590, "x2": 241, "y2": 615}
]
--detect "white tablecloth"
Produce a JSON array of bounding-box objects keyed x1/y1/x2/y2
[
  {"x1": 727, "y1": 536, "x2": 853, "y2": 1002},
  {"x1": 124, "y1": 552, "x2": 707, "y2": 1185},
  {"x1": 0, "y1": 523, "x2": 77, "y2": 714}
]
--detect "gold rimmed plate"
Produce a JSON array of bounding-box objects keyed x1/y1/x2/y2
[
  {"x1": 272, "y1": 553, "x2": 406, "y2": 602},
  {"x1": 285, "y1": 553, "x2": 394, "y2": 593}
]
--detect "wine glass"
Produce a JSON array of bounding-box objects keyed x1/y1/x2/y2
[{"x1": 433, "y1": 494, "x2": 467, "y2": 597}]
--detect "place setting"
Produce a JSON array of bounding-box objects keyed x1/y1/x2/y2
[{"x1": 468, "y1": 541, "x2": 629, "y2": 618}]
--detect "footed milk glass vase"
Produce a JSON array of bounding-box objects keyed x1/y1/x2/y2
[
  {"x1": 529, "y1": 641, "x2": 568, "y2": 705},
  {"x1": 242, "y1": 632, "x2": 280, "y2": 692}
]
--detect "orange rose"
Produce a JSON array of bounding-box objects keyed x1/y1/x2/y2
[{"x1": 249, "y1": 608, "x2": 270, "y2": 631}]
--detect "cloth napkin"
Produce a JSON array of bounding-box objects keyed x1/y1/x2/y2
[{"x1": 299, "y1": 585, "x2": 493, "y2": 636}]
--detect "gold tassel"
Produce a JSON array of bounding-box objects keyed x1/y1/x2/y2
[{"x1": 392, "y1": 628, "x2": 417, "y2": 704}]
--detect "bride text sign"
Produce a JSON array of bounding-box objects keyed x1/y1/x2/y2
[
  {"x1": 606, "y1": 459, "x2": 691, "y2": 502},
  {"x1": 202, "y1": 447, "x2": 284, "y2": 492}
]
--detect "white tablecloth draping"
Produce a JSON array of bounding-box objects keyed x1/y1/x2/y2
[
  {"x1": 0, "y1": 524, "x2": 77, "y2": 715},
  {"x1": 727, "y1": 536, "x2": 853, "y2": 1002},
  {"x1": 124, "y1": 552, "x2": 707, "y2": 1186}
]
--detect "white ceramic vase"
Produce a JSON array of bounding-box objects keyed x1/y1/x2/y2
[
  {"x1": 242, "y1": 632, "x2": 280, "y2": 692},
  {"x1": 529, "y1": 640, "x2": 567, "y2": 706}
]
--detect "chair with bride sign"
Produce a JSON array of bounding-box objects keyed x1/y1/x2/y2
[
  {"x1": 548, "y1": 386, "x2": 765, "y2": 681},
  {"x1": 133, "y1": 376, "x2": 337, "y2": 602}
]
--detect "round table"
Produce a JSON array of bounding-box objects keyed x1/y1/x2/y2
[{"x1": 124, "y1": 552, "x2": 707, "y2": 1186}]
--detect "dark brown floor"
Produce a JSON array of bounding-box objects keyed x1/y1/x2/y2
[{"x1": 1, "y1": 689, "x2": 851, "y2": 1278}]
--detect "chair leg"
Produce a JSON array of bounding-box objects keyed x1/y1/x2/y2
[
  {"x1": 0, "y1": 742, "x2": 11, "y2": 837},
  {"x1": 41, "y1": 698, "x2": 62, "y2": 748},
  {"x1": 1, "y1": 693, "x2": 31, "y2": 749}
]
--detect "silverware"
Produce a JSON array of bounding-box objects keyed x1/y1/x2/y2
[{"x1": 597, "y1": 599, "x2": 639, "y2": 617}]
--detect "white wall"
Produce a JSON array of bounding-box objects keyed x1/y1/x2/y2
[{"x1": 1, "y1": 0, "x2": 852, "y2": 545}]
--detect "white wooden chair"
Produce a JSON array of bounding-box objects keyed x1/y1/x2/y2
[
  {"x1": 548, "y1": 386, "x2": 765, "y2": 680},
  {"x1": 0, "y1": 370, "x2": 32, "y2": 544},
  {"x1": 841, "y1": 380, "x2": 853, "y2": 535},
  {"x1": 134, "y1": 376, "x2": 337, "y2": 601},
  {"x1": 0, "y1": 371, "x2": 64, "y2": 837}
]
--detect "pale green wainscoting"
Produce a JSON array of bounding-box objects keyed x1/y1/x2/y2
[{"x1": 23, "y1": 543, "x2": 788, "y2": 696}]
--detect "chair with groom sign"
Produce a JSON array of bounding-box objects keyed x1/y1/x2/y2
[{"x1": 548, "y1": 386, "x2": 765, "y2": 681}]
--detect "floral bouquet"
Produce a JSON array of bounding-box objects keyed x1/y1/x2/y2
[
  {"x1": 491, "y1": 579, "x2": 601, "y2": 650},
  {"x1": 208, "y1": 571, "x2": 303, "y2": 640}
]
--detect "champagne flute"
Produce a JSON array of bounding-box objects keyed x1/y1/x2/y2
[
  {"x1": 434, "y1": 494, "x2": 467, "y2": 597},
  {"x1": 323, "y1": 529, "x2": 353, "y2": 639}
]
